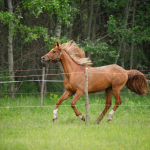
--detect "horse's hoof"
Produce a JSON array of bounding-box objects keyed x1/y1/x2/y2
[
  {"x1": 107, "y1": 118, "x2": 112, "y2": 122},
  {"x1": 95, "y1": 120, "x2": 100, "y2": 124},
  {"x1": 82, "y1": 116, "x2": 85, "y2": 121},
  {"x1": 53, "y1": 118, "x2": 57, "y2": 123},
  {"x1": 78, "y1": 115, "x2": 85, "y2": 121}
]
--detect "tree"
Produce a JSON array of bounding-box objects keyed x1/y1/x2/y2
[
  {"x1": 106, "y1": 0, "x2": 150, "y2": 69},
  {"x1": 130, "y1": 0, "x2": 136, "y2": 70},
  {"x1": 0, "y1": 0, "x2": 150, "y2": 95},
  {"x1": 7, "y1": 0, "x2": 15, "y2": 98},
  {"x1": 0, "y1": 0, "x2": 78, "y2": 95}
]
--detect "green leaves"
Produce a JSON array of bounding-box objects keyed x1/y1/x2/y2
[
  {"x1": 82, "y1": 39, "x2": 116, "y2": 66},
  {"x1": 19, "y1": 25, "x2": 50, "y2": 43},
  {"x1": 22, "y1": 0, "x2": 77, "y2": 26},
  {"x1": 0, "y1": 11, "x2": 20, "y2": 36},
  {"x1": 107, "y1": 15, "x2": 133, "y2": 42},
  {"x1": 107, "y1": 1, "x2": 150, "y2": 43},
  {"x1": 23, "y1": 0, "x2": 46, "y2": 18},
  {"x1": 0, "y1": 10, "x2": 50, "y2": 43},
  {"x1": 83, "y1": 39, "x2": 108, "y2": 55},
  {"x1": 0, "y1": 11, "x2": 18, "y2": 25},
  {"x1": 0, "y1": 0, "x2": 78, "y2": 46}
]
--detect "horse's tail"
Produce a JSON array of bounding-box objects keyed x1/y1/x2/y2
[{"x1": 125, "y1": 70, "x2": 149, "y2": 95}]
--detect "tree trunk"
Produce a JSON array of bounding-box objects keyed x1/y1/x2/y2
[
  {"x1": 55, "y1": 19, "x2": 62, "y2": 40},
  {"x1": 92, "y1": 0, "x2": 99, "y2": 41},
  {"x1": 0, "y1": 0, "x2": 4, "y2": 66},
  {"x1": 69, "y1": 19, "x2": 74, "y2": 39},
  {"x1": 7, "y1": 0, "x2": 15, "y2": 98},
  {"x1": 115, "y1": 35, "x2": 123, "y2": 64},
  {"x1": 130, "y1": 1, "x2": 136, "y2": 70},
  {"x1": 0, "y1": 0, "x2": 4, "y2": 92},
  {"x1": 121, "y1": 42, "x2": 126, "y2": 68},
  {"x1": 87, "y1": 0, "x2": 94, "y2": 58},
  {"x1": 44, "y1": 63, "x2": 49, "y2": 96},
  {"x1": 54, "y1": 18, "x2": 65, "y2": 92},
  {"x1": 121, "y1": 1, "x2": 131, "y2": 68},
  {"x1": 87, "y1": 0, "x2": 94, "y2": 40}
]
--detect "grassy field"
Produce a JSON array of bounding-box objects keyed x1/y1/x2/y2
[{"x1": 0, "y1": 92, "x2": 150, "y2": 150}]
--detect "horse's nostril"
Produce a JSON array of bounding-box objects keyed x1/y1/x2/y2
[{"x1": 41, "y1": 57, "x2": 45, "y2": 60}]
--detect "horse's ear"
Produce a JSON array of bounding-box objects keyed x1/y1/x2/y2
[
  {"x1": 57, "y1": 42, "x2": 59, "y2": 47},
  {"x1": 54, "y1": 42, "x2": 57, "y2": 47}
]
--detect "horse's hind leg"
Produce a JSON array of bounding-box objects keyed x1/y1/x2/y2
[
  {"x1": 96, "y1": 87, "x2": 113, "y2": 124},
  {"x1": 107, "y1": 89, "x2": 122, "y2": 122}
]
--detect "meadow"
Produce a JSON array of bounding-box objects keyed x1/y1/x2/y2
[{"x1": 0, "y1": 92, "x2": 150, "y2": 150}]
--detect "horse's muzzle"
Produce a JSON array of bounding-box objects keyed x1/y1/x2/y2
[{"x1": 41, "y1": 57, "x2": 47, "y2": 63}]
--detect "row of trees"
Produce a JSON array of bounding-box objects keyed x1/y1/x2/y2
[{"x1": 0, "y1": 0, "x2": 150, "y2": 96}]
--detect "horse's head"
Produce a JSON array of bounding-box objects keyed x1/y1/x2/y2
[{"x1": 41, "y1": 42, "x2": 62, "y2": 63}]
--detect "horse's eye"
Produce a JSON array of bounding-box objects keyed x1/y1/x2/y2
[{"x1": 53, "y1": 51, "x2": 56, "y2": 53}]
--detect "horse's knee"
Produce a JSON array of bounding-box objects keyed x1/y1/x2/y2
[
  {"x1": 116, "y1": 101, "x2": 122, "y2": 106},
  {"x1": 56, "y1": 101, "x2": 60, "y2": 106},
  {"x1": 120, "y1": 100, "x2": 122, "y2": 105},
  {"x1": 106, "y1": 103, "x2": 112, "y2": 109},
  {"x1": 70, "y1": 102, "x2": 75, "y2": 108}
]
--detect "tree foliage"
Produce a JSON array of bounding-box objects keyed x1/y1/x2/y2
[{"x1": 0, "y1": 0, "x2": 150, "y2": 94}]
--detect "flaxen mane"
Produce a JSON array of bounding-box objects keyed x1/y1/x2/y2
[{"x1": 61, "y1": 40, "x2": 92, "y2": 66}]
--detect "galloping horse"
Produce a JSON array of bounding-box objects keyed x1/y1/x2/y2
[{"x1": 41, "y1": 40, "x2": 149, "y2": 123}]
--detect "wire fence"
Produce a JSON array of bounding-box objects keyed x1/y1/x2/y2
[
  {"x1": 0, "y1": 68, "x2": 150, "y2": 109},
  {"x1": 0, "y1": 67, "x2": 150, "y2": 125},
  {"x1": 0, "y1": 68, "x2": 150, "y2": 95},
  {"x1": 0, "y1": 68, "x2": 150, "y2": 78},
  {"x1": 0, "y1": 104, "x2": 150, "y2": 109}
]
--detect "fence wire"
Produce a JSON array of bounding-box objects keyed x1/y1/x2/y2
[
  {"x1": 0, "y1": 103, "x2": 150, "y2": 109},
  {"x1": 0, "y1": 69, "x2": 150, "y2": 111}
]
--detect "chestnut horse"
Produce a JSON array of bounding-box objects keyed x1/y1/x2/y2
[{"x1": 41, "y1": 40, "x2": 149, "y2": 123}]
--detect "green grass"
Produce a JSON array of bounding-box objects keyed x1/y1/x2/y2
[{"x1": 0, "y1": 93, "x2": 150, "y2": 150}]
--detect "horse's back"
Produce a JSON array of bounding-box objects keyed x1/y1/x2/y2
[{"x1": 88, "y1": 64, "x2": 128, "y2": 93}]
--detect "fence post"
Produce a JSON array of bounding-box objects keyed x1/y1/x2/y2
[
  {"x1": 147, "y1": 80, "x2": 150, "y2": 84},
  {"x1": 85, "y1": 67, "x2": 89, "y2": 125},
  {"x1": 40, "y1": 67, "x2": 45, "y2": 106}
]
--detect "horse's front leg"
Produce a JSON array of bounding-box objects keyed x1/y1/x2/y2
[
  {"x1": 53, "y1": 90, "x2": 73, "y2": 122},
  {"x1": 70, "y1": 90, "x2": 85, "y2": 121}
]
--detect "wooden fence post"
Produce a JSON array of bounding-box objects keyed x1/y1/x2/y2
[
  {"x1": 85, "y1": 67, "x2": 89, "y2": 125},
  {"x1": 147, "y1": 80, "x2": 150, "y2": 84},
  {"x1": 40, "y1": 67, "x2": 45, "y2": 106}
]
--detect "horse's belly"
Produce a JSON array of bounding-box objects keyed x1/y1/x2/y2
[
  {"x1": 87, "y1": 71, "x2": 112, "y2": 93},
  {"x1": 88, "y1": 80, "x2": 111, "y2": 93}
]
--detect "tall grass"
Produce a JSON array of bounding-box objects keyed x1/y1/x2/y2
[{"x1": 0, "y1": 93, "x2": 150, "y2": 150}]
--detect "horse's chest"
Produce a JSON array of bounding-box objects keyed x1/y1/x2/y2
[
  {"x1": 65, "y1": 83, "x2": 75, "y2": 92},
  {"x1": 64, "y1": 80, "x2": 75, "y2": 92},
  {"x1": 64, "y1": 76, "x2": 84, "y2": 92}
]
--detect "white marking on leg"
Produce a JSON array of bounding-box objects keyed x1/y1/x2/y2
[
  {"x1": 108, "y1": 110, "x2": 114, "y2": 121},
  {"x1": 53, "y1": 109, "x2": 58, "y2": 120},
  {"x1": 78, "y1": 115, "x2": 83, "y2": 119}
]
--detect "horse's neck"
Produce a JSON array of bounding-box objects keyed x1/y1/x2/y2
[{"x1": 60, "y1": 50, "x2": 79, "y2": 75}]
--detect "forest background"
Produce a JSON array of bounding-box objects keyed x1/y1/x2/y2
[{"x1": 0, "y1": 0, "x2": 150, "y2": 95}]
